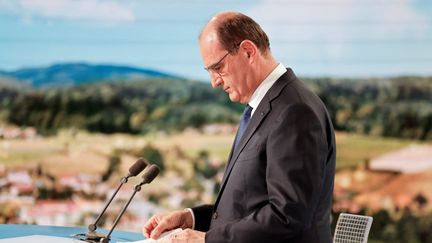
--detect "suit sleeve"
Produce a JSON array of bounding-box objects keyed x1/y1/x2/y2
[
  {"x1": 191, "y1": 204, "x2": 214, "y2": 231},
  {"x1": 205, "y1": 103, "x2": 329, "y2": 243}
]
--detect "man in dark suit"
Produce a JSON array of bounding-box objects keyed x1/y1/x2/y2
[{"x1": 143, "y1": 11, "x2": 336, "y2": 243}]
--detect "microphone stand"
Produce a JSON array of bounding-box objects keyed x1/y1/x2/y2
[
  {"x1": 87, "y1": 175, "x2": 130, "y2": 233},
  {"x1": 72, "y1": 175, "x2": 132, "y2": 242},
  {"x1": 71, "y1": 164, "x2": 159, "y2": 243},
  {"x1": 100, "y1": 182, "x2": 145, "y2": 243},
  {"x1": 85, "y1": 158, "x2": 147, "y2": 237},
  {"x1": 100, "y1": 164, "x2": 160, "y2": 243}
]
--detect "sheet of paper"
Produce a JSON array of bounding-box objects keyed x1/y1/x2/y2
[
  {"x1": 0, "y1": 235, "x2": 82, "y2": 243},
  {"x1": 118, "y1": 228, "x2": 183, "y2": 243}
]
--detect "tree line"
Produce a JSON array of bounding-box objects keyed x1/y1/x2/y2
[
  {"x1": 306, "y1": 76, "x2": 431, "y2": 140},
  {"x1": 0, "y1": 76, "x2": 430, "y2": 140},
  {"x1": 0, "y1": 78, "x2": 242, "y2": 135}
]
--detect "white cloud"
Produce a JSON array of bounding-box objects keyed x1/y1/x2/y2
[
  {"x1": 0, "y1": 0, "x2": 16, "y2": 11},
  {"x1": 248, "y1": 0, "x2": 428, "y2": 37},
  {"x1": 2, "y1": 0, "x2": 135, "y2": 22},
  {"x1": 378, "y1": 0, "x2": 428, "y2": 37},
  {"x1": 246, "y1": 0, "x2": 429, "y2": 61}
]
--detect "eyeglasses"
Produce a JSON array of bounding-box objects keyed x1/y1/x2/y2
[
  {"x1": 203, "y1": 51, "x2": 231, "y2": 76},
  {"x1": 203, "y1": 42, "x2": 242, "y2": 76}
]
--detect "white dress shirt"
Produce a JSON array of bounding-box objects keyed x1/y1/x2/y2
[{"x1": 248, "y1": 63, "x2": 287, "y2": 116}]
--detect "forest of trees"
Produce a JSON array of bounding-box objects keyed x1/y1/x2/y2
[
  {"x1": 0, "y1": 78, "x2": 242, "y2": 135},
  {"x1": 307, "y1": 77, "x2": 432, "y2": 140},
  {"x1": 0, "y1": 76, "x2": 431, "y2": 140}
]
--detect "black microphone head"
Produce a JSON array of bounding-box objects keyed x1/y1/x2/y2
[
  {"x1": 128, "y1": 158, "x2": 149, "y2": 177},
  {"x1": 141, "y1": 164, "x2": 160, "y2": 184}
]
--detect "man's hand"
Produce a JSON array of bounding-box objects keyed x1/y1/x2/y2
[
  {"x1": 143, "y1": 209, "x2": 194, "y2": 240},
  {"x1": 162, "y1": 229, "x2": 205, "y2": 243}
]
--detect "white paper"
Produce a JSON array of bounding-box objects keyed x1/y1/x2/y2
[
  {"x1": 0, "y1": 235, "x2": 83, "y2": 243},
  {"x1": 118, "y1": 228, "x2": 183, "y2": 243}
]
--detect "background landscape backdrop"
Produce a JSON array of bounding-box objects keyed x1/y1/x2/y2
[{"x1": 1, "y1": 1, "x2": 432, "y2": 243}]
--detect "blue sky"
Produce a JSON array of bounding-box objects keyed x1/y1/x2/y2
[{"x1": 0, "y1": 0, "x2": 431, "y2": 81}]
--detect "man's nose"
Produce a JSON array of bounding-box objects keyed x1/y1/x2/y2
[{"x1": 210, "y1": 73, "x2": 223, "y2": 89}]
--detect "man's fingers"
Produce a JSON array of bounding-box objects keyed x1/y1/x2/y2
[
  {"x1": 143, "y1": 210, "x2": 188, "y2": 239},
  {"x1": 152, "y1": 215, "x2": 182, "y2": 240},
  {"x1": 150, "y1": 217, "x2": 171, "y2": 239},
  {"x1": 150, "y1": 225, "x2": 163, "y2": 239},
  {"x1": 142, "y1": 221, "x2": 152, "y2": 237},
  {"x1": 143, "y1": 223, "x2": 154, "y2": 239},
  {"x1": 143, "y1": 219, "x2": 154, "y2": 236},
  {"x1": 143, "y1": 215, "x2": 161, "y2": 238},
  {"x1": 166, "y1": 229, "x2": 205, "y2": 243}
]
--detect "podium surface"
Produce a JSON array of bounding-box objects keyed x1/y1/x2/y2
[{"x1": 0, "y1": 224, "x2": 144, "y2": 242}]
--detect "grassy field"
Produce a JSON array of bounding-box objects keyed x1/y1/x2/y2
[
  {"x1": 148, "y1": 131, "x2": 427, "y2": 170},
  {"x1": 334, "y1": 132, "x2": 423, "y2": 170},
  {"x1": 1, "y1": 129, "x2": 429, "y2": 173}
]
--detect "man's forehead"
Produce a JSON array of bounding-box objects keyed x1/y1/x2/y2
[
  {"x1": 200, "y1": 28, "x2": 222, "y2": 52},
  {"x1": 202, "y1": 31, "x2": 218, "y2": 45}
]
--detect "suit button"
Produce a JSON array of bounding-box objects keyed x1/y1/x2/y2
[{"x1": 212, "y1": 212, "x2": 218, "y2": 220}]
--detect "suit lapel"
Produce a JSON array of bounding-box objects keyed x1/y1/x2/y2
[
  {"x1": 214, "y1": 69, "x2": 297, "y2": 209},
  {"x1": 220, "y1": 101, "x2": 270, "y2": 185}
]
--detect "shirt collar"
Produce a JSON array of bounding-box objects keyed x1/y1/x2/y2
[{"x1": 248, "y1": 63, "x2": 286, "y2": 116}]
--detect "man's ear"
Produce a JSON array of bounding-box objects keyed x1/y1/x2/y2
[{"x1": 239, "y1": 40, "x2": 257, "y2": 60}]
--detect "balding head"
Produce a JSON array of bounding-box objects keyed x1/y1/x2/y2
[
  {"x1": 198, "y1": 11, "x2": 277, "y2": 104},
  {"x1": 199, "y1": 11, "x2": 270, "y2": 55}
]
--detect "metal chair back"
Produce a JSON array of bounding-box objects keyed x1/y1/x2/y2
[{"x1": 333, "y1": 213, "x2": 373, "y2": 243}]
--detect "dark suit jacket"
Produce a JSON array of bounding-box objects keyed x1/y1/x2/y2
[{"x1": 192, "y1": 69, "x2": 336, "y2": 243}]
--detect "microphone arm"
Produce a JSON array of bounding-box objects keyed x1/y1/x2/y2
[
  {"x1": 88, "y1": 158, "x2": 148, "y2": 233},
  {"x1": 87, "y1": 177, "x2": 125, "y2": 232},
  {"x1": 100, "y1": 164, "x2": 160, "y2": 243}
]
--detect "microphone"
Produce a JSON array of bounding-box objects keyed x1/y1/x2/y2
[
  {"x1": 128, "y1": 158, "x2": 149, "y2": 177},
  {"x1": 100, "y1": 164, "x2": 160, "y2": 243},
  {"x1": 87, "y1": 158, "x2": 148, "y2": 233},
  {"x1": 141, "y1": 164, "x2": 160, "y2": 184}
]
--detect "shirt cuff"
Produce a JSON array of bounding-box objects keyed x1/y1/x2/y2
[{"x1": 185, "y1": 208, "x2": 195, "y2": 230}]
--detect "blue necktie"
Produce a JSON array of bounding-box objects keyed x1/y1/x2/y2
[{"x1": 234, "y1": 105, "x2": 253, "y2": 149}]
